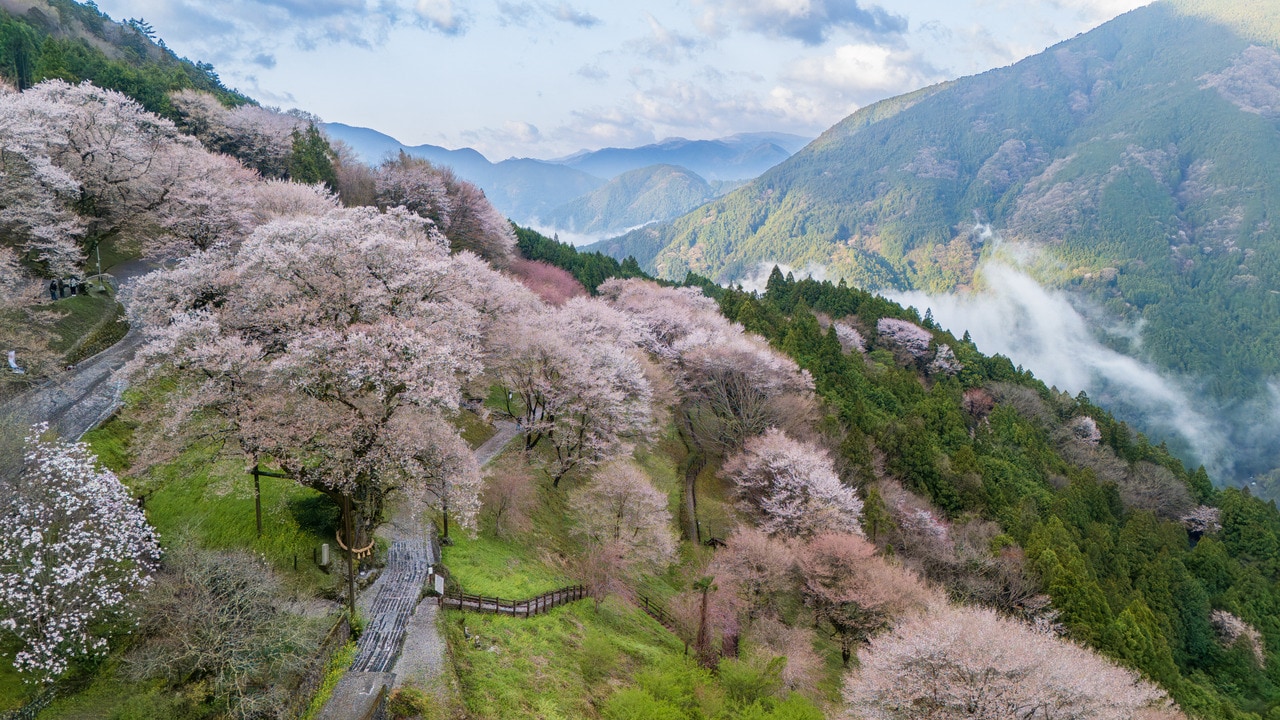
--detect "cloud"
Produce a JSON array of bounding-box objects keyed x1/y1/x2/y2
[
  {"x1": 785, "y1": 43, "x2": 941, "y2": 100},
  {"x1": 576, "y1": 63, "x2": 609, "y2": 81},
  {"x1": 496, "y1": 1, "x2": 598, "y2": 28},
  {"x1": 414, "y1": 0, "x2": 467, "y2": 34},
  {"x1": 96, "y1": 0, "x2": 470, "y2": 73},
  {"x1": 695, "y1": 0, "x2": 907, "y2": 45},
  {"x1": 628, "y1": 14, "x2": 705, "y2": 64},
  {"x1": 889, "y1": 260, "x2": 1231, "y2": 478},
  {"x1": 552, "y1": 3, "x2": 601, "y2": 28}
]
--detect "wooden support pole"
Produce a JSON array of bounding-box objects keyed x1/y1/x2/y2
[
  {"x1": 253, "y1": 466, "x2": 263, "y2": 538},
  {"x1": 343, "y1": 493, "x2": 357, "y2": 626}
]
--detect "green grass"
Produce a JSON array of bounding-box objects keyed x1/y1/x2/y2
[
  {"x1": 46, "y1": 294, "x2": 121, "y2": 355},
  {"x1": 446, "y1": 597, "x2": 685, "y2": 720},
  {"x1": 442, "y1": 532, "x2": 570, "y2": 599},
  {"x1": 0, "y1": 648, "x2": 30, "y2": 712},
  {"x1": 454, "y1": 408, "x2": 497, "y2": 449},
  {"x1": 300, "y1": 641, "x2": 357, "y2": 720},
  {"x1": 84, "y1": 416, "x2": 341, "y2": 598},
  {"x1": 93, "y1": 234, "x2": 142, "y2": 275}
]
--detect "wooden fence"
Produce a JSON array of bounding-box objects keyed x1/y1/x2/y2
[
  {"x1": 638, "y1": 593, "x2": 679, "y2": 633},
  {"x1": 439, "y1": 585, "x2": 588, "y2": 617}
]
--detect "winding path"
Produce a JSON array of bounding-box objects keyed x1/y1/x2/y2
[
  {"x1": 319, "y1": 419, "x2": 521, "y2": 717},
  {"x1": 0, "y1": 260, "x2": 151, "y2": 479}
]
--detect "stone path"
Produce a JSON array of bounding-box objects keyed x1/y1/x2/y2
[
  {"x1": 351, "y1": 536, "x2": 432, "y2": 673},
  {"x1": 0, "y1": 260, "x2": 151, "y2": 480},
  {"x1": 320, "y1": 415, "x2": 521, "y2": 713}
]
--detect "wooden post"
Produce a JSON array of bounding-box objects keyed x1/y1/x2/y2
[
  {"x1": 342, "y1": 494, "x2": 357, "y2": 626},
  {"x1": 253, "y1": 466, "x2": 263, "y2": 538}
]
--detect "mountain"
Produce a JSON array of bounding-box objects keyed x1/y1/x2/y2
[
  {"x1": 555, "y1": 132, "x2": 810, "y2": 181},
  {"x1": 322, "y1": 123, "x2": 808, "y2": 232},
  {"x1": 322, "y1": 121, "x2": 603, "y2": 221},
  {"x1": 595, "y1": 0, "x2": 1280, "y2": 483},
  {"x1": 541, "y1": 164, "x2": 718, "y2": 235},
  {"x1": 0, "y1": 0, "x2": 249, "y2": 114}
]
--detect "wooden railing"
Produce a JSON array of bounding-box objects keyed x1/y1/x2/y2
[
  {"x1": 439, "y1": 585, "x2": 588, "y2": 617},
  {"x1": 638, "y1": 593, "x2": 679, "y2": 632}
]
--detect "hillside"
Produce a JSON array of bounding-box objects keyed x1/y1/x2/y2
[
  {"x1": 542, "y1": 164, "x2": 718, "y2": 235},
  {"x1": 595, "y1": 0, "x2": 1280, "y2": 484},
  {"x1": 0, "y1": 0, "x2": 248, "y2": 113}
]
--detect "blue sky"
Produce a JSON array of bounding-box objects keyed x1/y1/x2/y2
[{"x1": 92, "y1": 0, "x2": 1151, "y2": 159}]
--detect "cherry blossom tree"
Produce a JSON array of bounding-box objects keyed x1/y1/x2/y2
[
  {"x1": 4, "y1": 81, "x2": 189, "y2": 241},
  {"x1": 252, "y1": 179, "x2": 341, "y2": 222},
  {"x1": 876, "y1": 317, "x2": 933, "y2": 364},
  {"x1": 0, "y1": 149, "x2": 84, "y2": 274},
  {"x1": 568, "y1": 461, "x2": 676, "y2": 606},
  {"x1": 152, "y1": 146, "x2": 259, "y2": 254},
  {"x1": 374, "y1": 152, "x2": 515, "y2": 263},
  {"x1": 721, "y1": 429, "x2": 863, "y2": 538},
  {"x1": 127, "y1": 207, "x2": 527, "y2": 546},
  {"x1": 708, "y1": 527, "x2": 797, "y2": 620},
  {"x1": 0, "y1": 424, "x2": 160, "y2": 682},
  {"x1": 845, "y1": 603, "x2": 1183, "y2": 720},
  {"x1": 833, "y1": 322, "x2": 866, "y2": 354},
  {"x1": 389, "y1": 416, "x2": 483, "y2": 542},
  {"x1": 601, "y1": 278, "x2": 817, "y2": 540},
  {"x1": 927, "y1": 344, "x2": 962, "y2": 376},
  {"x1": 1210, "y1": 610, "x2": 1265, "y2": 665},
  {"x1": 169, "y1": 89, "x2": 301, "y2": 178},
  {"x1": 481, "y1": 453, "x2": 537, "y2": 539},
  {"x1": 796, "y1": 532, "x2": 931, "y2": 665},
  {"x1": 1067, "y1": 415, "x2": 1102, "y2": 445},
  {"x1": 1181, "y1": 505, "x2": 1222, "y2": 536},
  {"x1": 491, "y1": 297, "x2": 652, "y2": 485}
]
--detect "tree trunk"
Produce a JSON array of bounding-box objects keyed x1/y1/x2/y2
[{"x1": 677, "y1": 410, "x2": 703, "y2": 543}]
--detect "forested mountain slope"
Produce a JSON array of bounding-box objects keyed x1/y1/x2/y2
[
  {"x1": 542, "y1": 164, "x2": 719, "y2": 235},
  {"x1": 598, "y1": 0, "x2": 1280, "y2": 416}
]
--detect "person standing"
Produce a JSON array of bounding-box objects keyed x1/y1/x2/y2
[
  {"x1": 49, "y1": 279, "x2": 58, "y2": 301},
  {"x1": 57, "y1": 278, "x2": 66, "y2": 298}
]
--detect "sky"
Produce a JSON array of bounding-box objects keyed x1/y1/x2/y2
[{"x1": 91, "y1": 0, "x2": 1152, "y2": 160}]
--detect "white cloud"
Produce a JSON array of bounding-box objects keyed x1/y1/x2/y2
[
  {"x1": 415, "y1": 0, "x2": 467, "y2": 34},
  {"x1": 786, "y1": 43, "x2": 938, "y2": 97},
  {"x1": 693, "y1": 0, "x2": 907, "y2": 44},
  {"x1": 890, "y1": 261, "x2": 1230, "y2": 477}
]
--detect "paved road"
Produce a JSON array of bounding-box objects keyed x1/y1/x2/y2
[{"x1": 0, "y1": 260, "x2": 152, "y2": 480}]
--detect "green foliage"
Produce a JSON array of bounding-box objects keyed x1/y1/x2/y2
[
  {"x1": 525, "y1": 248, "x2": 1280, "y2": 719},
  {"x1": 594, "y1": 2, "x2": 1280, "y2": 480},
  {"x1": 514, "y1": 225, "x2": 651, "y2": 293},
  {"x1": 0, "y1": 3, "x2": 249, "y2": 117},
  {"x1": 288, "y1": 124, "x2": 338, "y2": 189},
  {"x1": 300, "y1": 641, "x2": 357, "y2": 720}
]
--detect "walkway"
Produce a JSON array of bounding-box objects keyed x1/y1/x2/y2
[
  {"x1": 320, "y1": 414, "x2": 521, "y2": 714},
  {"x1": 0, "y1": 260, "x2": 151, "y2": 480}
]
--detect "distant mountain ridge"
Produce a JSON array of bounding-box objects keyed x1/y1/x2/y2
[
  {"x1": 321, "y1": 122, "x2": 809, "y2": 233},
  {"x1": 591, "y1": 0, "x2": 1280, "y2": 483},
  {"x1": 541, "y1": 164, "x2": 717, "y2": 236}
]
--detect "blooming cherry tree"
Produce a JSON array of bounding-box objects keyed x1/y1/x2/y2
[
  {"x1": 876, "y1": 317, "x2": 933, "y2": 360},
  {"x1": 491, "y1": 297, "x2": 653, "y2": 485},
  {"x1": 721, "y1": 429, "x2": 863, "y2": 538},
  {"x1": 128, "y1": 206, "x2": 526, "y2": 545},
  {"x1": 0, "y1": 425, "x2": 159, "y2": 682},
  {"x1": 846, "y1": 603, "x2": 1182, "y2": 719}
]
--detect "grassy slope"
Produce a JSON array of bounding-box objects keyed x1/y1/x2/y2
[
  {"x1": 442, "y1": 440, "x2": 692, "y2": 720},
  {"x1": 443, "y1": 430, "x2": 833, "y2": 719}
]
